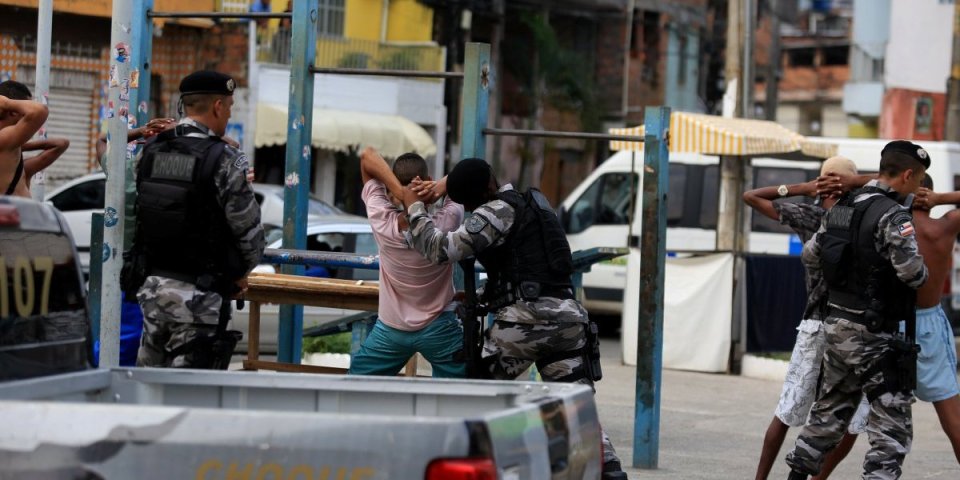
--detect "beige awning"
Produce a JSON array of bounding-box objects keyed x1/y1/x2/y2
[
  {"x1": 254, "y1": 103, "x2": 437, "y2": 158},
  {"x1": 609, "y1": 112, "x2": 838, "y2": 159}
]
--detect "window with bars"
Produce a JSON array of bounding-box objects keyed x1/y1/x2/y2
[{"x1": 318, "y1": 0, "x2": 346, "y2": 37}]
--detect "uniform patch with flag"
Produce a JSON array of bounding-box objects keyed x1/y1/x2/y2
[{"x1": 898, "y1": 221, "x2": 915, "y2": 237}]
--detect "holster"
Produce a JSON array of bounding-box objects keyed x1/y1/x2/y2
[
  {"x1": 890, "y1": 335, "x2": 920, "y2": 393},
  {"x1": 120, "y1": 247, "x2": 149, "y2": 303},
  {"x1": 170, "y1": 298, "x2": 242, "y2": 370},
  {"x1": 583, "y1": 321, "x2": 603, "y2": 382}
]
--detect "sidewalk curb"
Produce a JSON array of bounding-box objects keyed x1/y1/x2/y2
[{"x1": 740, "y1": 354, "x2": 789, "y2": 382}]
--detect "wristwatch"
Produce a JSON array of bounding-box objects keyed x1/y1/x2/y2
[{"x1": 777, "y1": 184, "x2": 789, "y2": 197}]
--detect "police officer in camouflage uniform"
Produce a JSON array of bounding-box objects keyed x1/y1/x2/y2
[
  {"x1": 133, "y1": 71, "x2": 264, "y2": 368},
  {"x1": 785, "y1": 141, "x2": 930, "y2": 479},
  {"x1": 400, "y1": 158, "x2": 627, "y2": 480}
]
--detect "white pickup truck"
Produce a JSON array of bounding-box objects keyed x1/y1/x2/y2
[{"x1": 0, "y1": 368, "x2": 602, "y2": 479}]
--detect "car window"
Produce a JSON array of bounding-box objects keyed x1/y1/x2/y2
[
  {"x1": 752, "y1": 167, "x2": 812, "y2": 234},
  {"x1": 699, "y1": 165, "x2": 720, "y2": 229},
  {"x1": 271, "y1": 192, "x2": 342, "y2": 216},
  {"x1": 667, "y1": 164, "x2": 687, "y2": 223},
  {"x1": 50, "y1": 179, "x2": 106, "y2": 212},
  {"x1": 567, "y1": 173, "x2": 637, "y2": 234}
]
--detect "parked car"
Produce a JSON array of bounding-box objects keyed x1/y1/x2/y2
[
  {"x1": 230, "y1": 216, "x2": 379, "y2": 353},
  {"x1": 44, "y1": 172, "x2": 342, "y2": 273}
]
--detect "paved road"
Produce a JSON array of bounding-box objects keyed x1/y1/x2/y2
[{"x1": 594, "y1": 338, "x2": 960, "y2": 479}]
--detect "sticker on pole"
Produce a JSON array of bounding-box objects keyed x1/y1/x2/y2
[
  {"x1": 114, "y1": 43, "x2": 130, "y2": 63},
  {"x1": 104, "y1": 207, "x2": 119, "y2": 227},
  {"x1": 102, "y1": 243, "x2": 111, "y2": 263}
]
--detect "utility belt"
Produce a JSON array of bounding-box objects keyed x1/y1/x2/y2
[
  {"x1": 827, "y1": 303, "x2": 899, "y2": 334},
  {"x1": 828, "y1": 303, "x2": 920, "y2": 397},
  {"x1": 483, "y1": 280, "x2": 574, "y2": 312},
  {"x1": 150, "y1": 268, "x2": 238, "y2": 297}
]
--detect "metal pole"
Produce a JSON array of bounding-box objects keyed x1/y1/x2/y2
[
  {"x1": 742, "y1": 0, "x2": 756, "y2": 119},
  {"x1": 246, "y1": 20, "x2": 259, "y2": 163},
  {"x1": 308, "y1": 66, "x2": 464, "y2": 79},
  {"x1": 459, "y1": 43, "x2": 491, "y2": 160},
  {"x1": 30, "y1": 0, "x2": 52, "y2": 201},
  {"x1": 277, "y1": 0, "x2": 319, "y2": 365},
  {"x1": 724, "y1": 0, "x2": 742, "y2": 118},
  {"x1": 484, "y1": 127, "x2": 645, "y2": 143},
  {"x1": 146, "y1": 11, "x2": 292, "y2": 19},
  {"x1": 99, "y1": 0, "x2": 134, "y2": 368},
  {"x1": 765, "y1": 0, "x2": 781, "y2": 121},
  {"x1": 88, "y1": 212, "x2": 104, "y2": 364},
  {"x1": 127, "y1": 0, "x2": 154, "y2": 251},
  {"x1": 633, "y1": 105, "x2": 670, "y2": 469},
  {"x1": 947, "y1": 0, "x2": 960, "y2": 140}
]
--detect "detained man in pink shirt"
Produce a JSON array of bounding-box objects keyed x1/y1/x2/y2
[{"x1": 348, "y1": 147, "x2": 466, "y2": 377}]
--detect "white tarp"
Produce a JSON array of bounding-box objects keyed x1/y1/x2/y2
[{"x1": 622, "y1": 251, "x2": 733, "y2": 373}]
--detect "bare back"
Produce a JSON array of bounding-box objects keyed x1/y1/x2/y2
[
  {"x1": 914, "y1": 210, "x2": 960, "y2": 308},
  {"x1": 0, "y1": 147, "x2": 29, "y2": 198}
]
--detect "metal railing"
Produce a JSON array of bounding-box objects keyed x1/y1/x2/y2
[{"x1": 257, "y1": 30, "x2": 445, "y2": 74}]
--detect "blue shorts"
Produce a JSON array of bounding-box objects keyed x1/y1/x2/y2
[
  {"x1": 348, "y1": 311, "x2": 465, "y2": 378},
  {"x1": 915, "y1": 305, "x2": 960, "y2": 403}
]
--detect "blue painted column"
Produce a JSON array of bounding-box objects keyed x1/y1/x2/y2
[
  {"x1": 127, "y1": 0, "x2": 154, "y2": 251},
  {"x1": 458, "y1": 43, "x2": 491, "y2": 160},
  {"x1": 277, "y1": 0, "x2": 319, "y2": 364},
  {"x1": 633, "y1": 106, "x2": 670, "y2": 468}
]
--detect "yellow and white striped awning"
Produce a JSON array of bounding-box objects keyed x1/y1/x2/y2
[{"x1": 609, "y1": 112, "x2": 837, "y2": 159}]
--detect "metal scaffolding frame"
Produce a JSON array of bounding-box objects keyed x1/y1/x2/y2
[{"x1": 92, "y1": 0, "x2": 669, "y2": 469}]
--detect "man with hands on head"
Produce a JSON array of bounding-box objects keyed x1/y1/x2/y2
[
  {"x1": 0, "y1": 80, "x2": 49, "y2": 197},
  {"x1": 347, "y1": 146, "x2": 466, "y2": 378},
  {"x1": 397, "y1": 158, "x2": 628, "y2": 479},
  {"x1": 743, "y1": 156, "x2": 874, "y2": 480},
  {"x1": 904, "y1": 179, "x2": 960, "y2": 464}
]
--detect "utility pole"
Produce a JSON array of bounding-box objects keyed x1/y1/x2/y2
[
  {"x1": 947, "y1": 0, "x2": 960, "y2": 141},
  {"x1": 100, "y1": 0, "x2": 134, "y2": 367},
  {"x1": 742, "y1": 0, "x2": 756, "y2": 119},
  {"x1": 723, "y1": 0, "x2": 742, "y2": 119},
  {"x1": 765, "y1": 0, "x2": 781, "y2": 121},
  {"x1": 31, "y1": 0, "x2": 52, "y2": 201}
]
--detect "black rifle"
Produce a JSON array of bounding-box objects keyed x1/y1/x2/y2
[{"x1": 457, "y1": 259, "x2": 488, "y2": 379}]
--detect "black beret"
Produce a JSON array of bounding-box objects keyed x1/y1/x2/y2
[
  {"x1": 881, "y1": 140, "x2": 930, "y2": 169},
  {"x1": 447, "y1": 158, "x2": 492, "y2": 206},
  {"x1": 179, "y1": 70, "x2": 235, "y2": 97}
]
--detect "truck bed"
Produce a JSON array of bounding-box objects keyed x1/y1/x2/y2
[{"x1": 0, "y1": 368, "x2": 602, "y2": 479}]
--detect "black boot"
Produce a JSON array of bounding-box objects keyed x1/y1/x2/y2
[
  {"x1": 787, "y1": 470, "x2": 808, "y2": 480},
  {"x1": 602, "y1": 460, "x2": 628, "y2": 480}
]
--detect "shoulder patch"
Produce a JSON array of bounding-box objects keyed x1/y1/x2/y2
[
  {"x1": 890, "y1": 211, "x2": 915, "y2": 237},
  {"x1": 465, "y1": 214, "x2": 489, "y2": 234},
  {"x1": 232, "y1": 152, "x2": 248, "y2": 170}
]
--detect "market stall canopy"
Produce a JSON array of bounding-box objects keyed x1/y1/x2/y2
[
  {"x1": 608, "y1": 112, "x2": 838, "y2": 159},
  {"x1": 255, "y1": 103, "x2": 437, "y2": 158}
]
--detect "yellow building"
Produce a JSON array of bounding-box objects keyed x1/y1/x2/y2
[{"x1": 251, "y1": 0, "x2": 441, "y2": 71}]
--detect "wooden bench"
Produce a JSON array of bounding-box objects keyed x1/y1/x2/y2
[{"x1": 239, "y1": 272, "x2": 383, "y2": 374}]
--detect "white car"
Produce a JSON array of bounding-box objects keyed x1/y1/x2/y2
[
  {"x1": 44, "y1": 172, "x2": 343, "y2": 273},
  {"x1": 230, "y1": 217, "x2": 379, "y2": 353}
]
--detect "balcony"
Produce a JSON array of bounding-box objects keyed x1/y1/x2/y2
[{"x1": 257, "y1": 30, "x2": 445, "y2": 74}]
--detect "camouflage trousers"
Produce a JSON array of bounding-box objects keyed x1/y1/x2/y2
[
  {"x1": 482, "y1": 320, "x2": 620, "y2": 465},
  {"x1": 785, "y1": 317, "x2": 916, "y2": 479},
  {"x1": 136, "y1": 276, "x2": 224, "y2": 368}
]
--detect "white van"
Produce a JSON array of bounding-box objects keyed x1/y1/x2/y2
[{"x1": 559, "y1": 138, "x2": 960, "y2": 317}]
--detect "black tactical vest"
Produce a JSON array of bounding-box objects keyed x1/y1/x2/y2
[
  {"x1": 820, "y1": 186, "x2": 915, "y2": 328},
  {"x1": 475, "y1": 188, "x2": 574, "y2": 307},
  {"x1": 135, "y1": 128, "x2": 244, "y2": 292}
]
